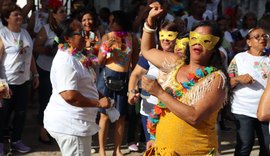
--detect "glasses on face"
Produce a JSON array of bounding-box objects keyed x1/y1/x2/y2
[
  {"x1": 71, "y1": 30, "x2": 86, "y2": 38},
  {"x1": 249, "y1": 34, "x2": 270, "y2": 41}
]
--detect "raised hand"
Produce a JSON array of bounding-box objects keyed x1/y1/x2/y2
[{"x1": 146, "y1": 2, "x2": 164, "y2": 27}]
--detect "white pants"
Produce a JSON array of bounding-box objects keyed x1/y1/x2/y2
[{"x1": 48, "y1": 131, "x2": 92, "y2": 156}]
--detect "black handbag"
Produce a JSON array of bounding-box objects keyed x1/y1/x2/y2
[{"x1": 103, "y1": 70, "x2": 127, "y2": 91}]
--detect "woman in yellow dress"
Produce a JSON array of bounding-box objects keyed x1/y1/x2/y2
[{"x1": 140, "y1": 2, "x2": 230, "y2": 155}]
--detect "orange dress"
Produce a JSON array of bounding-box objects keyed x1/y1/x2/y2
[{"x1": 145, "y1": 64, "x2": 226, "y2": 156}]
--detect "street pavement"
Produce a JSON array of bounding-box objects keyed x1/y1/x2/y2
[{"x1": 2, "y1": 102, "x2": 260, "y2": 156}]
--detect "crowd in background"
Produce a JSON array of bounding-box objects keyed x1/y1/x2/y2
[{"x1": 0, "y1": 0, "x2": 270, "y2": 155}]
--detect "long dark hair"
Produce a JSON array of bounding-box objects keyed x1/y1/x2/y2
[
  {"x1": 185, "y1": 21, "x2": 232, "y2": 104},
  {"x1": 111, "y1": 10, "x2": 132, "y2": 32}
]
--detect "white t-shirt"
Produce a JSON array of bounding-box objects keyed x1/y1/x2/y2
[
  {"x1": 231, "y1": 51, "x2": 270, "y2": 118},
  {"x1": 0, "y1": 27, "x2": 33, "y2": 84},
  {"x1": 36, "y1": 24, "x2": 56, "y2": 71},
  {"x1": 44, "y1": 48, "x2": 99, "y2": 137},
  {"x1": 140, "y1": 62, "x2": 159, "y2": 116}
]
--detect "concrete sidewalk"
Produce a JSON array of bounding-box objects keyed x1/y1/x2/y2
[{"x1": 3, "y1": 104, "x2": 259, "y2": 156}]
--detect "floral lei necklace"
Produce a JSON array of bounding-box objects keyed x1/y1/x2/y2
[
  {"x1": 59, "y1": 44, "x2": 98, "y2": 72},
  {"x1": 100, "y1": 31, "x2": 132, "y2": 66},
  {"x1": 147, "y1": 66, "x2": 217, "y2": 140}
]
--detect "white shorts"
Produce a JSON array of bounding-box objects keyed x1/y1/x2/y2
[{"x1": 48, "y1": 131, "x2": 92, "y2": 156}]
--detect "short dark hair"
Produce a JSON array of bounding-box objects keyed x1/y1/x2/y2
[
  {"x1": 1, "y1": 4, "x2": 21, "y2": 26},
  {"x1": 58, "y1": 18, "x2": 79, "y2": 44}
]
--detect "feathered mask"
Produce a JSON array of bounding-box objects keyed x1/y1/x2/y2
[{"x1": 47, "y1": 0, "x2": 63, "y2": 12}]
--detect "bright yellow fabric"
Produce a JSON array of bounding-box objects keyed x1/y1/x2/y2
[{"x1": 144, "y1": 65, "x2": 221, "y2": 156}]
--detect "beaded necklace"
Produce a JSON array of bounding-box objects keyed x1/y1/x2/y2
[
  {"x1": 100, "y1": 31, "x2": 132, "y2": 66},
  {"x1": 59, "y1": 44, "x2": 98, "y2": 72},
  {"x1": 147, "y1": 66, "x2": 217, "y2": 140}
]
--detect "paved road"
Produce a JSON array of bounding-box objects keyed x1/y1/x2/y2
[{"x1": 2, "y1": 104, "x2": 260, "y2": 156}]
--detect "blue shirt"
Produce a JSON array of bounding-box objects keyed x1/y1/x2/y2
[{"x1": 137, "y1": 56, "x2": 149, "y2": 70}]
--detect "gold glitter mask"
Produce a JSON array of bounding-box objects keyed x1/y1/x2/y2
[
  {"x1": 159, "y1": 30, "x2": 178, "y2": 41},
  {"x1": 189, "y1": 31, "x2": 220, "y2": 50},
  {"x1": 174, "y1": 37, "x2": 189, "y2": 52}
]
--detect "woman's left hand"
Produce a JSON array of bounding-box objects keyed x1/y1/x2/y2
[
  {"x1": 32, "y1": 77, "x2": 39, "y2": 89},
  {"x1": 141, "y1": 75, "x2": 162, "y2": 97},
  {"x1": 99, "y1": 97, "x2": 111, "y2": 108}
]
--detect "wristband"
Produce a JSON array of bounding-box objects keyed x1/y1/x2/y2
[{"x1": 143, "y1": 22, "x2": 157, "y2": 33}]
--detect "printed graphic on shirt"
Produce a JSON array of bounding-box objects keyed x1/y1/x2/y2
[
  {"x1": 227, "y1": 58, "x2": 238, "y2": 78},
  {"x1": 253, "y1": 61, "x2": 270, "y2": 79}
]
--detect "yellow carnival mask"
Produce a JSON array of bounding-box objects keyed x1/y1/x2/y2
[
  {"x1": 189, "y1": 31, "x2": 220, "y2": 50},
  {"x1": 159, "y1": 30, "x2": 178, "y2": 41},
  {"x1": 174, "y1": 37, "x2": 189, "y2": 52}
]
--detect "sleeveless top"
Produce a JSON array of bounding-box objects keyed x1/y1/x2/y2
[
  {"x1": 36, "y1": 24, "x2": 56, "y2": 71},
  {"x1": 145, "y1": 64, "x2": 227, "y2": 156},
  {"x1": 0, "y1": 27, "x2": 33, "y2": 85},
  {"x1": 103, "y1": 32, "x2": 133, "y2": 67}
]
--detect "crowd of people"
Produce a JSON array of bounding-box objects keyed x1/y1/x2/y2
[{"x1": 0, "y1": 0, "x2": 270, "y2": 156}]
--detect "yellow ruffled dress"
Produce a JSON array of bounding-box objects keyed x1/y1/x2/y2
[{"x1": 145, "y1": 64, "x2": 226, "y2": 156}]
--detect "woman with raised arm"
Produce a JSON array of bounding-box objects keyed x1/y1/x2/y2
[
  {"x1": 128, "y1": 21, "x2": 183, "y2": 147},
  {"x1": 140, "y1": 2, "x2": 229, "y2": 155}
]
